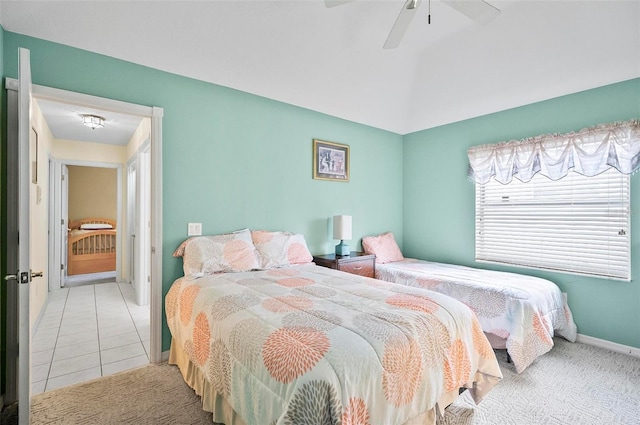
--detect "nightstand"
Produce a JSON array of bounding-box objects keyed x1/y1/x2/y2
[{"x1": 312, "y1": 252, "x2": 376, "y2": 278}]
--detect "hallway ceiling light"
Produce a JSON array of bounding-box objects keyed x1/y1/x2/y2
[{"x1": 81, "y1": 114, "x2": 105, "y2": 129}]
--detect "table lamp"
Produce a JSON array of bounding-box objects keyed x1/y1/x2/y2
[{"x1": 333, "y1": 215, "x2": 352, "y2": 256}]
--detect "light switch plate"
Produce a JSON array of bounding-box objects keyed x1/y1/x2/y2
[{"x1": 188, "y1": 223, "x2": 202, "y2": 236}]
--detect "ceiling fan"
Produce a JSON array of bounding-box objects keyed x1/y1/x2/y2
[{"x1": 325, "y1": 0, "x2": 500, "y2": 49}]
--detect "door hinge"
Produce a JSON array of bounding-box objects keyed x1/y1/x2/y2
[{"x1": 60, "y1": 264, "x2": 64, "y2": 271}]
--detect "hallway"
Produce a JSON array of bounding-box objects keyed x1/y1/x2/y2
[{"x1": 31, "y1": 281, "x2": 150, "y2": 393}]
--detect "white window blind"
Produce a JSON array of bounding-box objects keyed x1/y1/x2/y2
[{"x1": 475, "y1": 168, "x2": 630, "y2": 280}]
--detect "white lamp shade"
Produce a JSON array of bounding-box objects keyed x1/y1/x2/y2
[{"x1": 333, "y1": 215, "x2": 352, "y2": 240}]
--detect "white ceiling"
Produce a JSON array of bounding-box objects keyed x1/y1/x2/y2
[
  {"x1": 36, "y1": 98, "x2": 144, "y2": 146},
  {"x1": 2, "y1": 1, "x2": 639, "y2": 135}
]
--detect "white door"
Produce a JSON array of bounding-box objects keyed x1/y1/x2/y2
[
  {"x1": 136, "y1": 147, "x2": 151, "y2": 306},
  {"x1": 17, "y1": 47, "x2": 33, "y2": 425},
  {"x1": 128, "y1": 146, "x2": 151, "y2": 307},
  {"x1": 127, "y1": 160, "x2": 137, "y2": 287},
  {"x1": 47, "y1": 162, "x2": 69, "y2": 291},
  {"x1": 60, "y1": 165, "x2": 69, "y2": 286}
]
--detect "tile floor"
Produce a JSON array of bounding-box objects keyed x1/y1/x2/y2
[{"x1": 31, "y1": 281, "x2": 150, "y2": 394}]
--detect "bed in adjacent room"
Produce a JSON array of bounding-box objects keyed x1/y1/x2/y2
[
  {"x1": 167, "y1": 229, "x2": 502, "y2": 425},
  {"x1": 363, "y1": 232, "x2": 578, "y2": 373},
  {"x1": 67, "y1": 217, "x2": 117, "y2": 276}
]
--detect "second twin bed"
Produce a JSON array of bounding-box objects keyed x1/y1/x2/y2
[{"x1": 363, "y1": 232, "x2": 578, "y2": 373}]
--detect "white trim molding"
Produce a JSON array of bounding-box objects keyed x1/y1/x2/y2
[
  {"x1": 7, "y1": 78, "x2": 153, "y2": 118},
  {"x1": 150, "y1": 106, "x2": 164, "y2": 364},
  {"x1": 576, "y1": 333, "x2": 640, "y2": 358}
]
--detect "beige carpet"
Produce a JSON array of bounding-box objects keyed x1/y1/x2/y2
[
  {"x1": 440, "y1": 338, "x2": 640, "y2": 425},
  {"x1": 31, "y1": 362, "x2": 212, "y2": 425},
  {"x1": 31, "y1": 338, "x2": 640, "y2": 425}
]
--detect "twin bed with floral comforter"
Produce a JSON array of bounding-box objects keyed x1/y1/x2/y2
[
  {"x1": 167, "y1": 229, "x2": 502, "y2": 425},
  {"x1": 375, "y1": 260, "x2": 577, "y2": 373},
  {"x1": 362, "y1": 232, "x2": 578, "y2": 373}
]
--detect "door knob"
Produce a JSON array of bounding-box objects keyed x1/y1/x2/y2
[{"x1": 4, "y1": 273, "x2": 28, "y2": 284}]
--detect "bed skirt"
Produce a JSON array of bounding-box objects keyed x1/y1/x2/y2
[
  {"x1": 169, "y1": 341, "x2": 247, "y2": 425},
  {"x1": 169, "y1": 339, "x2": 498, "y2": 425}
]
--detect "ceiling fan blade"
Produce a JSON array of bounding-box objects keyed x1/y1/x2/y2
[
  {"x1": 324, "y1": 0, "x2": 354, "y2": 8},
  {"x1": 442, "y1": 0, "x2": 500, "y2": 25},
  {"x1": 383, "y1": 0, "x2": 422, "y2": 49}
]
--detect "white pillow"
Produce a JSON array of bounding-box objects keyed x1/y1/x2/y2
[
  {"x1": 251, "y1": 230, "x2": 313, "y2": 269},
  {"x1": 173, "y1": 229, "x2": 261, "y2": 277},
  {"x1": 80, "y1": 223, "x2": 113, "y2": 230}
]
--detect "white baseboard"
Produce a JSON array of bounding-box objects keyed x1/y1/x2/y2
[
  {"x1": 161, "y1": 350, "x2": 170, "y2": 362},
  {"x1": 576, "y1": 333, "x2": 640, "y2": 358}
]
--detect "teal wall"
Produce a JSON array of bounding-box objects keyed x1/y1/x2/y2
[
  {"x1": 403, "y1": 78, "x2": 640, "y2": 349},
  {"x1": 2, "y1": 32, "x2": 404, "y2": 351}
]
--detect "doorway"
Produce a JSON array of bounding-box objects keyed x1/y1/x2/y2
[
  {"x1": 63, "y1": 164, "x2": 119, "y2": 288},
  {"x1": 35, "y1": 97, "x2": 153, "y2": 392},
  {"x1": 49, "y1": 161, "x2": 123, "y2": 290},
  {"x1": 4, "y1": 72, "x2": 163, "y2": 412}
]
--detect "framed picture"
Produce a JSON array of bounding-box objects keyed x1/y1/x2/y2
[
  {"x1": 31, "y1": 127, "x2": 38, "y2": 184},
  {"x1": 313, "y1": 139, "x2": 350, "y2": 182}
]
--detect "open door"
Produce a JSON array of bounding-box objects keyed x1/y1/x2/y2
[
  {"x1": 60, "y1": 165, "x2": 69, "y2": 286},
  {"x1": 136, "y1": 145, "x2": 151, "y2": 306},
  {"x1": 127, "y1": 143, "x2": 151, "y2": 306},
  {"x1": 127, "y1": 159, "x2": 137, "y2": 288},
  {"x1": 48, "y1": 162, "x2": 69, "y2": 291},
  {"x1": 4, "y1": 47, "x2": 35, "y2": 424},
  {"x1": 18, "y1": 46, "x2": 34, "y2": 425}
]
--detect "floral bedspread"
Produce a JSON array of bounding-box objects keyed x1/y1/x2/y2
[
  {"x1": 376, "y1": 259, "x2": 578, "y2": 373},
  {"x1": 166, "y1": 264, "x2": 502, "y2": 425}
]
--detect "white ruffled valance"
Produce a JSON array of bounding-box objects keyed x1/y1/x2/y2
[{"x1": 467, "y1": 120, "x2": 640, "y2": 184}]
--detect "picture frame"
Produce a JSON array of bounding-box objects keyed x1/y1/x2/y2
[
  {"x1": 31, "y1": 127, "x2": 38, "y2": 184},
  {"x1": 313, "y1": 139, "x2": 350, "y2": 182}
]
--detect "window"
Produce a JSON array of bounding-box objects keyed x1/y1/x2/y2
[{"x1": 475, "y1": 168, "x2": 630, "y2": 280}]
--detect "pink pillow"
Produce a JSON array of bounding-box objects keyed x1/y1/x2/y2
[
  {"x1": 251, "y1": 230, "x2": 313, "y2": 269},
  {"x1": 362, "y1": 232, "x2": 404, "y2": 264},
  {"x1": 173, "y1": 229, "x2": 260, "y2": 277}
]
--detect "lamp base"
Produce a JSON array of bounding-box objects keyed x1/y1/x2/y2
[{"x1": 335, "y1": 241, "x2": 350, "y2": 256}]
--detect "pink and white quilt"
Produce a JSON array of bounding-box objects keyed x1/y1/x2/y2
[
  {"x1": 376, "y1": 259, "x2": 577, "y2": 373},
  {"x1": 167, "y1": 264, "x2": 502, "y2": 424}
]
